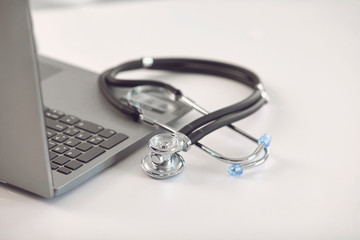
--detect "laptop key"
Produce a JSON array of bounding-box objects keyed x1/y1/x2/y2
[
  {"x1": 48, "y1": 141, "x2": 57, "y2": 149},
  {"x1": 77, "y1": 147, "x2": 105, "y2": 163},
  {"x1": 64, "y1": 149, "x2": 82, "y2": 158},
  {"x1": 45, "y1": 111, "x2": 62, "y2": 120},
  {"x1": 64, "y1": 128, "x2": 80, "y2": 136},
  {"x1": 65, "y1": 160, "x2": 83, "y2": 170},
  {"x1": 60, "y1": 115, "x2": 81, "y2": 125},
  {"x1": 45, "y1": 118, "x2": 68, "y2": 132},
  {"x1": 57, "y1": 167, "x2": 72, "y2": 175},
  {"x1": 46, "y1": 128, "x2": 57, "y2": 138},
  {"x1": 98, "y1": 129, "x2": 116, "y2": 138},
  {"x1": 46, "y1": 109, "x2": 64, "y2": 117},
  {"x1": 51, "y1": 162, "x2": 59, "y2": 170},
  {"x1": 52, "y1": 156, "x2": 71, "y2": 165},
  {"x1": 47, "y1": 109, "x2": 65, "y2": 116},
  {"x1": 99, "y1": 133, "x2": 128, "y2": 149},
  {"x1": 52, "y1": 145, "x2": 70, "y2": 154},
  {"x1": 52, "y1": 134, "x2": 69, "y2": 143},
  {"x1": 64, "y1": 138, "x2": 81, "y2": 147},
  {"x1": 76, "y1": 142, "x2": 93, "y2": 152},
  {"x1": 76, "y1": 121, "x2": 104, "y2": 134},
  {"x1": 49, "y1": 151, "x2": 58, "y2": 160},
  {"x1": 75, "y1": 132, "x2": 92, "y2": 141},
  {"x1": 87, "y1": 136, "x2": 104, "y2": 145}
]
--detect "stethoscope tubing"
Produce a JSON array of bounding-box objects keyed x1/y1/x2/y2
[
  {"x1": 178, "y1": 90, "x2": 263, "y2": 136},
  {"x1": 99, "y1": 57, "x2": 266, "y2": 144},
  {"x1": 186, "y1": 98, "x2": 267, "y2": 143}
]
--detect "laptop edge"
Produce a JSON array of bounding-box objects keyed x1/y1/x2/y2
[{"x1": 0, "y1": 0, "x2": 54, "y2": 198}]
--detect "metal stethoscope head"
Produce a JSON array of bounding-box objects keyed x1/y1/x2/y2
[
  {"x1": 99, "y1": 57, "x2": 272, "y2": 179},
  {"x1": 141, "y1": 132, "x2": 191, "y2": 179}
]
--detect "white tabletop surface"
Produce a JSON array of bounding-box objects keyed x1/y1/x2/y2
[{"x1": 1, "y1": 0, "x2": 360, "y2": 239}]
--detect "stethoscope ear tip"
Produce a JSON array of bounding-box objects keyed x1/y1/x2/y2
[
  {"x1": 258, "y1": 134, "x2": 271, "y2": 148},
  {"x1": 228, "y1": 164, "x2": 243, "y2": 176}
]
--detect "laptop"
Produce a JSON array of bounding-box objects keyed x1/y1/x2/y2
[{"x1": 0, "y1": 0, "x2": 190, "y2": 198}]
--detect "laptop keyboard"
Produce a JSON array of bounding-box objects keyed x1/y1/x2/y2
[{"x1": 44, "y1": 108, "x2": 128, "y2": 175}]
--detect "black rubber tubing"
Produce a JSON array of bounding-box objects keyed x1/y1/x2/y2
[
  {"x1": 188, "y1": 98, "x2": 267, "y2": 143},
  {"x1": 98, "y1": 57, "x2": 265, "y2": 139},
  {"x1": 178, "y1": 90, "x2": 262, "y2": 136},
  {"x1": 98, "y1": 69, "x2": 141, "y2": 120},
  {"x1": 106, "y1": 58, "x2": 260, "y2": 90}
]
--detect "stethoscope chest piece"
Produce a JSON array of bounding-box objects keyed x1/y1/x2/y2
[
  {"x1": 141, "y1": 153, "x2": 185, "y2": 179},
  {"x1": 141, "y1": 133, "x2": 191, "y2": 179}
]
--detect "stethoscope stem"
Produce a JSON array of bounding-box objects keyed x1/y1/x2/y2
[{"x1": 140, "y1": 115, "x2": 177, "y2": 134}]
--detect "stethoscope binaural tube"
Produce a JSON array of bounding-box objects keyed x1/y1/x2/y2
[
  {"x1": 99, "y1": 57, "x2": 262, "y2": 120},
  {"x1": 98, "y1": 57, "x2": 271, "y2": 179}
]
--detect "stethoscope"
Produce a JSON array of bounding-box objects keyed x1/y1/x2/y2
[{"x1": 98, "y1": 57, "x2": 271, "y2": 179}]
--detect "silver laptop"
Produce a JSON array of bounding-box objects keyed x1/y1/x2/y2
[{"x1": 0, "y1": 0, "x2": 190, "y2": 198}]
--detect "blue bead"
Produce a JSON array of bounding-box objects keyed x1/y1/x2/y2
[
  {"x1": 258, "y1": 134, "x2": 271, "y2": 148},
  {"x1": 228, "y1": 164, "x2": 243, "y2": 176}
]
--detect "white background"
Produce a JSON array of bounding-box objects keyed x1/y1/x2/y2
[{"x1": 1, "y1": 0, "x2": 360, "y2": 239}]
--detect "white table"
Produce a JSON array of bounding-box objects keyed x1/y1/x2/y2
[{"x1": 1, "y1": 1, "x2": 360, "y2": 239}]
